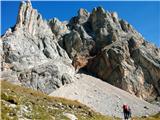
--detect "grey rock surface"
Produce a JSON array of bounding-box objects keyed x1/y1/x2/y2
[
  {"x1": 87, "y1": 40, "x2": 160, "y2": 100},
  {"x1": 60, "y1": 6, "x2": 160, "y2": 101},
  {"x1": 16, "y1": 60, "x2": 74, "y2": 94},
  {"x1": 1, "y1": 1, "x2": 74, "y2": 94},
  {"x1": 1, "y1": 0, "x2": 160, "y2": 110},
  {"x1": 48, "y1": 18, "x2": 70, "y2": 39},
  {"x1": 50, "y1": 73, "x2": 160, "y2": 118}
]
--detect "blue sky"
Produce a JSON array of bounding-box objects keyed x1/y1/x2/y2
[{"x1": 1, "y1": 1, "x2": 160, "y2": 47}]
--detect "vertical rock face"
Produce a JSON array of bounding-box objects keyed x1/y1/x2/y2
[
  {"x1": 63, "y1": 8, "x2": 95, "y2": 59},
  {"x1": 87, "y1": 41, "x2": 159, "y2": 100},
  {"x1": 48, "y1": 18, "x2": 70, "y2": 38},
  {"x1": 59, "y1": 6, "x2": 160, "y2": 101},
  {"x1": 1, "y1": 1, "x2": 160, "y2": 101},
  {"x1": 15, "y1": 1, "x2": 52, "y2": 37},
  {"x1": 1, "y1": 1, "x2": 74, "y2": 94}
]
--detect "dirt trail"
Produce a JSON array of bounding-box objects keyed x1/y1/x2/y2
[{"x1": 50, "y1": 73, "x2": 160, "y2": 118}]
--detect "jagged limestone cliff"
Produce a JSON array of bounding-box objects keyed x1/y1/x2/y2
[
  {"x1": 1, "y1": 1, "x2": 160, "y2": 101},
  {"x1": 60, "y1": 7, "x2": 160, "y2": 101},
  {"x1": 1, "y1": 1, "x2": 75, "y2": 94}
]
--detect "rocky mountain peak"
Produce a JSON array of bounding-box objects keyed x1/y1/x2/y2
[
  {"x1": 78, "y1": 8, "x2": 89, "y2": 18},
  {"x1": 15, "y1": 1, "x2": 52, "y2": 37},
  {"x1": 62, "y1": 6, "x2": 160, "y2": 101},
  {"x1": 111, "y1": 12, "x2": 118, "y2": 20},
  {"x1": 77, "y1": 8, "x2": 90, "y2": 24},
  {"x1": 1, "y1": 1, "x2": 160, "y2": 102},
  {"x1": 48, "y1": 18, "x2": 70, "y2": 38},
  {"x1": 93, "y1": 6, "x2": 106, "y2": 14},
  {"x1": 1, "y1": 1, "x2": 74, "y2": 94}
]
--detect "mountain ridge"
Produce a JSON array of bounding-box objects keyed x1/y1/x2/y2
[{"x1": 1, "y1": 1, "x2": 160, "y2": 118}]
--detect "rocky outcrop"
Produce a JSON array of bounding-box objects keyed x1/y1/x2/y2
[
  {"x1": 61, "y1": 6, "x2": 160, "y2": 100},
  {"x1": 48, "y1": 18, "x2": 70, "y2": 39},
  {"x1": 1, "y1": 1, "x2": 74, "y2": 94},
  {"x1": 72, "y1": 54, "x2": 88, "y2": 72},
  {"x1": 15, "y1": 1, "x2": 52, "y2": 37},
  {"x1": 63, "y1": 8, "x2": 95, "y2": 58},
  {"x1": 1, "y1": 1, "x2": 160, "y2": 101},
  {"x1": 87, "y1": 41, "x2": 159, "y2": 100},
  {"x1": 17, "y1": 60, "x2": 74, "y2": 94}
]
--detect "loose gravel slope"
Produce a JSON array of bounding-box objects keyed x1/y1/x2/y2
[{"x1": 50, "y1": 73, "x2": 160, "y2": 118}]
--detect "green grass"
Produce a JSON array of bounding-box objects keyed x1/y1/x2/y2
[
  {"x1": 1, "y1": 80, "x2": 158, "y2": 120},
  {"x1": 133, "y1": 113, "x2": 160, "y2": 120},
  {"x1": 1, "y1": 80, "x2": 118, "y2": 120}
]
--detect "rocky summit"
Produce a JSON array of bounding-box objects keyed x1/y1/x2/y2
[
  {"x1": 1, "y1": 1, "x2": 75, "y2": 94},
  {"x1": 63, "y1": 7, "x2": 160, "y2": 101},
  {"x1": 1, "y1": 1, "x2": 160, "y2": 118}
]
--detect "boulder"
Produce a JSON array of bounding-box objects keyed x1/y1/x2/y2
[{"x1": 63, "y1": 113, "x2": 78, "y2": 120}]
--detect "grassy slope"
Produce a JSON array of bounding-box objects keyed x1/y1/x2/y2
[
  {"x1": 1, "y1": 81, "x2": 117, "y2": 120},
  {"x1": 133, "y1": 113, "x2": 160, "y2": 120},
  {"x1": 1, "y1": 80, "x2": 159, "y2": 120}
]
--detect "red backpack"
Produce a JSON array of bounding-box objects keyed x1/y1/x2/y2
[{"x1": 123, "y1": 104, "x2": 128, "y2": 111}]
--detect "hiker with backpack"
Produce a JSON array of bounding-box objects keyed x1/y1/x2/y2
[
  {"x1": 127, "y1": 106, "x2": 132, "y2": 118},
  {"x1": 123, "y1": 104, "x2": 131, "y2": 120}
]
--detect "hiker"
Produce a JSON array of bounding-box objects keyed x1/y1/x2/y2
[
  {"x1": 127, "y1": 106, "x2": 132, "y2": 119},
  {"x1": 123, "y1": 104, "x2": 129, "y2": 120}
]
